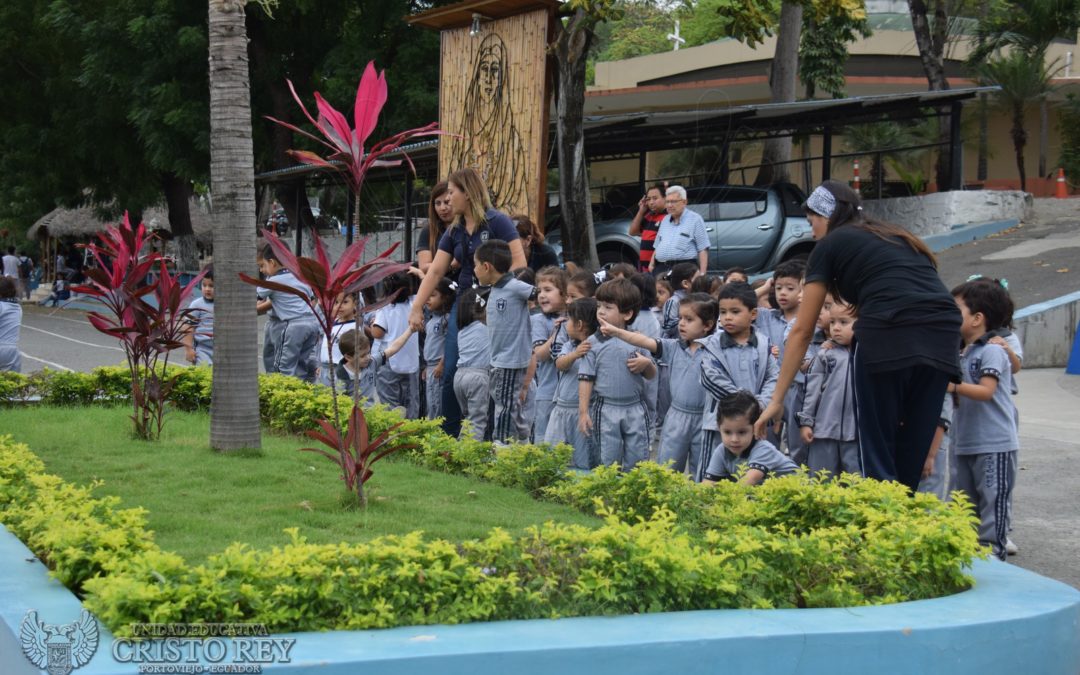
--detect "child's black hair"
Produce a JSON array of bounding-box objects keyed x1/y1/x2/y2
[
  {"x1": 951, "y1": 278, "x2": 1014, "y2": 331},
  {"x1": 566, "y1": 297, "x2": 599, "y2": 336},
  {"x1": 680, "y1": 292, "x2": 719, "y2": 333},
  {"x1": 0, "y1": 277, "x2": 15, "y2": 298},
  {"x1": 568, "y1": 270, "x2": 598, "y2": 297},
  {"x1": 717, "y1": 391, "x2": 762, "y2": 426},
  {"x1": 667, "y1": 262, "x2": 698, "y2": 291},
  {"x1": 381, "y1": 271, "x2": 412, "y2": 304},
  {"x1": 457, "y1": 287, "x2": 488, "y2": 330},
  {"x1": 430, "y1": 277, "x2": 455, "y2": 313},
  {"x1": 338, "y1": 329, "x2": 370, "y2": 360},
  {"x1": 723, "y1": 266, "x2": 748, "y2": 283},
  {"x1": 595, "y1": 277, "x2": 642, "y2": 324},
  {"x1": 629, "y1": 272, "x2": 657, "y2": 310},
  {"x1": 773, "y1": 259, "x2": 806, "y2": 282},
  {"x1": 257, "y1": 243, "x2": 280, "y2": 263},
  {"x1": 475, "y1": 239, "x2": 512, "y2": 274},
  {"x1": 514, "y1": 266, "x2": 535, "y2": 285},
  {"x1": 717, "y1": 282, "x2": 758, "y2": 312},
  {"x1": 690, "y1": 274, "x2": 722, "y2": 295},
  {"x1": 608, "y1": 262, "x2": 637, "y2": 279},
  {"x1": 201, "y1": 263, "x2": 214, "y2": 280}
]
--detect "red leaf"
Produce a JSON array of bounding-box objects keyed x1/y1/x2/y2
[{"x1": 354, "y1": 61, "x2": 388, "y2": 148}]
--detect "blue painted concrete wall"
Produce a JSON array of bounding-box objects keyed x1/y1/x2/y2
[{"x1": 1, "y1": 525, "x2": 1077, "y2": 675}]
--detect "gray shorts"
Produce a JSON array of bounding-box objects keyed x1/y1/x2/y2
[
  {"x1": 454, "y1": 367, "x2": 490, "y2": 440},
  {"x1": 658, "y1": 406, "x2": 705, "y2": 477},
  {"x1": 590, "y1": 396, "x2": 651, "y2": 471},
  {"x1": 954, "y1": 451, "x2": 1017, "y2": 560},
  {"x1": 263, "y1": 318, "x2": 319, "y2": 382},
  {"x1": 807, "y1": 438, "x2": 860, "y2": 479},
  {"x1": 545, "y1": 403, "x2": 597, "y2": 470}
]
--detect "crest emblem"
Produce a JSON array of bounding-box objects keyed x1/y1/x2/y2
[
  {"x1": 20, "y1": 610, "x2": 99, "y2": 675},
  {"x1": 479, "y1": 229, "x2": 490, "y2": 242},
  {"x1": 496, "y1": 298, "x2": 507, "y2": 312}
]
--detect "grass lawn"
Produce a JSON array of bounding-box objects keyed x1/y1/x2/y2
[{"x1": 0, "y1": 406, "x2": 598, "y2": 563}]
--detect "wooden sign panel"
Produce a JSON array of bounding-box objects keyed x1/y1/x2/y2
[{"x1": 438, "y1": 9, "x2": 548, "y2": 222}]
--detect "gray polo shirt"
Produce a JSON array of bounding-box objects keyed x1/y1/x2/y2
[
  {"x1": 457, "y1": 320, "x2": 491, "y2": 369},
  {"x1": 532, "y1": 313, "x2": 564, "y2": 400},
  {"x1": 488, "y1": 273, "x2": 534, "y2": 369},
  {"x1": 953, "y1": 340, "x2": 1018, "y2": 455},
  {"x1": 186, "y1": 296, "x2": 214, "y2": 345},
  {"x1": 653, "y1": 208, "x2": 710, "y2": 263},
  {"x1": 703, "y1": 438, "x2": 798, "y2": 481},
  {"x1": 656, "y1": 338, "x2": 707, "y2": 413},
  {"x1": 553, "y1": 338, "x2": 583, "y2": 406},
  {"x1": 424, "y1": 313, "x2": 449, "y2": 365},
  {"x1": 577, "y1": 334, "x2": 649, "y2": 403},
  {"x1": 257, "y1": 270, "x2": 316, "y2": 322}
]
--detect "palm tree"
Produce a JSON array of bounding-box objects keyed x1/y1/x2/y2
[
  {"x1": 978, "y1": 50, "x2": 1055, "y2": 192},
  {"x1": 207, "y1": 0, "x2": 261, "y2": 450}
]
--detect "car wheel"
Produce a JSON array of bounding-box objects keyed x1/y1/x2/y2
[{"x1": 598, "y1": 249, "x2": 636, "y2": 270}]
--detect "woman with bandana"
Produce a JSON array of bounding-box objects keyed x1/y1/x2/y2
[{"x1": 754, "y1": 180, "x2": 961, "y2": 491}]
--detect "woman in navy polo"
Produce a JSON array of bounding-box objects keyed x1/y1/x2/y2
[{"x1": 409, "y1": 167, "x2": 527, "y2": 436}]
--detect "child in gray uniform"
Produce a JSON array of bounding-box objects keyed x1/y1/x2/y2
[
  {"x1": 0, "y1": 278, "x2": 21, "y2": 373},
  {"x1": 454, "y1": 288, "x2": 492, "y2": 440},
  {"x1": 474, "y1": 240, "x2": 534, "y2": 443},
  {"x1": 949, "y1": 280, "x2": 1019, "y2": 561},
  {"x1": 422, "y1": 278, "x2": 455, "y2": 420},
  {"x1": 917, "y1": 395, "x2": 953, "y2": 500},
  {"x1": 531, "y1": 267, "x2": 570, "y2": 443},
  {"x1": 579, "y1": 278, "x2": 657, "y2": 471},
  {"x1": 701, "y1": 392, "x2": 798, "y2": 485},
  {"x1": 372, "y1": 272, "x2": 421, "y2": 418},
  {"x1": 798, "y1": 301, "x2": 860, "y2": 479},
  {"x1": 256, "y1": 244, "x2": 319, "y2": 382},
  {"x1": 598, "y1": 292, "x2": 717, "y2": 478},
  {"x1": 698, "y1": 283, "x2": 779, "y2": 482},
  {"x1": 338, "y1": 327, "x2": 416, "y2": 403},
  {"x1": 548, "y1": 298, "x2": 600, "y2": 469},
  {"x1": 183, "y1": 264, "x2": 214, "y2": 367}
]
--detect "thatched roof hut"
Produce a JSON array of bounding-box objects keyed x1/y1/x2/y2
[{"x1": 28, "y1": 202, "x2": 214, "y2": 244}]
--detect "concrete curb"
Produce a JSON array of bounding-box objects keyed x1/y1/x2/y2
[
  {"x1": 1, "y1": 524, "x2": 1078, "y2": 675},
  {"x1": 923, "y1": 218, "x2": 1019, "y2": 253},
  {"x1": 1015, "y1": 290, "x2": 1080, "y2": 369}
]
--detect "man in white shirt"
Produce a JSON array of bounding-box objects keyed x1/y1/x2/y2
[{"x1": 649, "y1": 186, "x2": 710, "y2": 277}]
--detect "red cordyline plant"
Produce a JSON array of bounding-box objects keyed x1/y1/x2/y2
[
  {"x1": 254, "y1": 62, "x2": 438, "y2": 506},
  {"x1": 74, "y1": 214, "x2": 206, "y2": 440}
]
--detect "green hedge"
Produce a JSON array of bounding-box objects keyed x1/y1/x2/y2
[{"x1": 0, "y1": 368, "x2": 987, "y2": 633}]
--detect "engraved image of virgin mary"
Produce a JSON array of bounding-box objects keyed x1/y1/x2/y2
[{"x1": 450, "y1": 33, "x2": 529, "y2": 211}]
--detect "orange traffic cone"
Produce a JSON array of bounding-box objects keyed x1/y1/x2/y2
[
  {"x1": 853, "y1": 160, "x2": 861, "y2": 195},
  {"x1": 1055, "y1": 167, "x2": 1068, "y2": 198}
]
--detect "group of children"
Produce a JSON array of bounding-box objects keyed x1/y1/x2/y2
[{"x1": 184, "y1": 239, "x2": 1023, "y2": 562}]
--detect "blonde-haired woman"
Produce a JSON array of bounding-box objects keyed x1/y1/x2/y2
[{"x1": 409, "y1": 167, "x2": 526, "y2": 436}]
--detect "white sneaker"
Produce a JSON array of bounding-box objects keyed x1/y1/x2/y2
[{"x1": 1005, "y1": 538, "x2": 1019, "y2": 556}]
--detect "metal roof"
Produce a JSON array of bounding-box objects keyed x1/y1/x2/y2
[{"x1": 255, "y1": 87, "x2": 998, "y2": 182}]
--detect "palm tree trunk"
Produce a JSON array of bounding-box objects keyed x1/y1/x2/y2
[
  {"x1": 755, "y1": 2, "x2": 802, "y2": 187},
  {"x1": 1012, "y1": 103, "x2": 1028, "y2": 192},
  {"x1": 208, "y1": 0, "x2": 261, "y2": 450}
]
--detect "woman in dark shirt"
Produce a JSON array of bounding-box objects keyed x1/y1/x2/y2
[
  {"x1": 409, "y1": 167, "x2": 527, "y2": 436},
  {"x1": 415, "y1": 182, "x2": 454, "y2": 274},
  {"x1": 754, "y1": 180, "x2": 961, "y2": 490},
  {"x1": 513, "y1": 214, "x2": 559, "y2": 271}
]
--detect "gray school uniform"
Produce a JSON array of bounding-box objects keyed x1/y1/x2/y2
[
  {"x1": 578, "y1": 334, "x2": 652, "y2": 471},
  {"x1": 655, "y1": 338, "x2": 707, "y2": 478},
  {"x1": 697, "y1": 328, "x2": 778, "y2": 481},
  {"x1": 702, "y1": 439, "x2": 798, "y2": 482},
  {"x1": 0, "y1": 298, "x2": 22, "y2": 373},
  {"x1": 316, "y1": 321, "x2": 351, "y2": 390},
  {"x1": 343, "y1": 350, "x2": 386, "y2": 403},
  {"x1": 424, "y1": 313, "x2": 449, "y2": 420},
  {"x1": 374, "y1": 302, "x2": 420, "y2": 418},
  {"x1": 488, "y1": 273, "x2": 534, "y2": 442},
  {"x1": 630, "y1": 309, "x2": 663, "y2": 432},
  {"x1": 186, "y1": 296, "x2": 214, "y2": 366},
  {"x1": 258, "y1": 270, "x2": 319, "y2": 382},
  {"x1": 660, "y1": 290, "x2": 685, "y2": 339},
  {"x1": 798, "y1": 344, "x2": 859, "y2": 478},
  {"x1": 952, "y1": 339, "x2": 1018, "y2": 560},
  {"x1": 545, "y1": 338, "x2": 598, "y2": 470},
  {"x1": 786, "y1": 328, "x2": 827, "y2": 463},
  {"x1": 455, "y1": 321, "x2": 491, "y2": 440},
  {"x1": 917, "y1": 395, "x2": 953, "y2": 500},
  {"x1": 531, "y1": 314, "x2": 564, "y2": 442}
]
